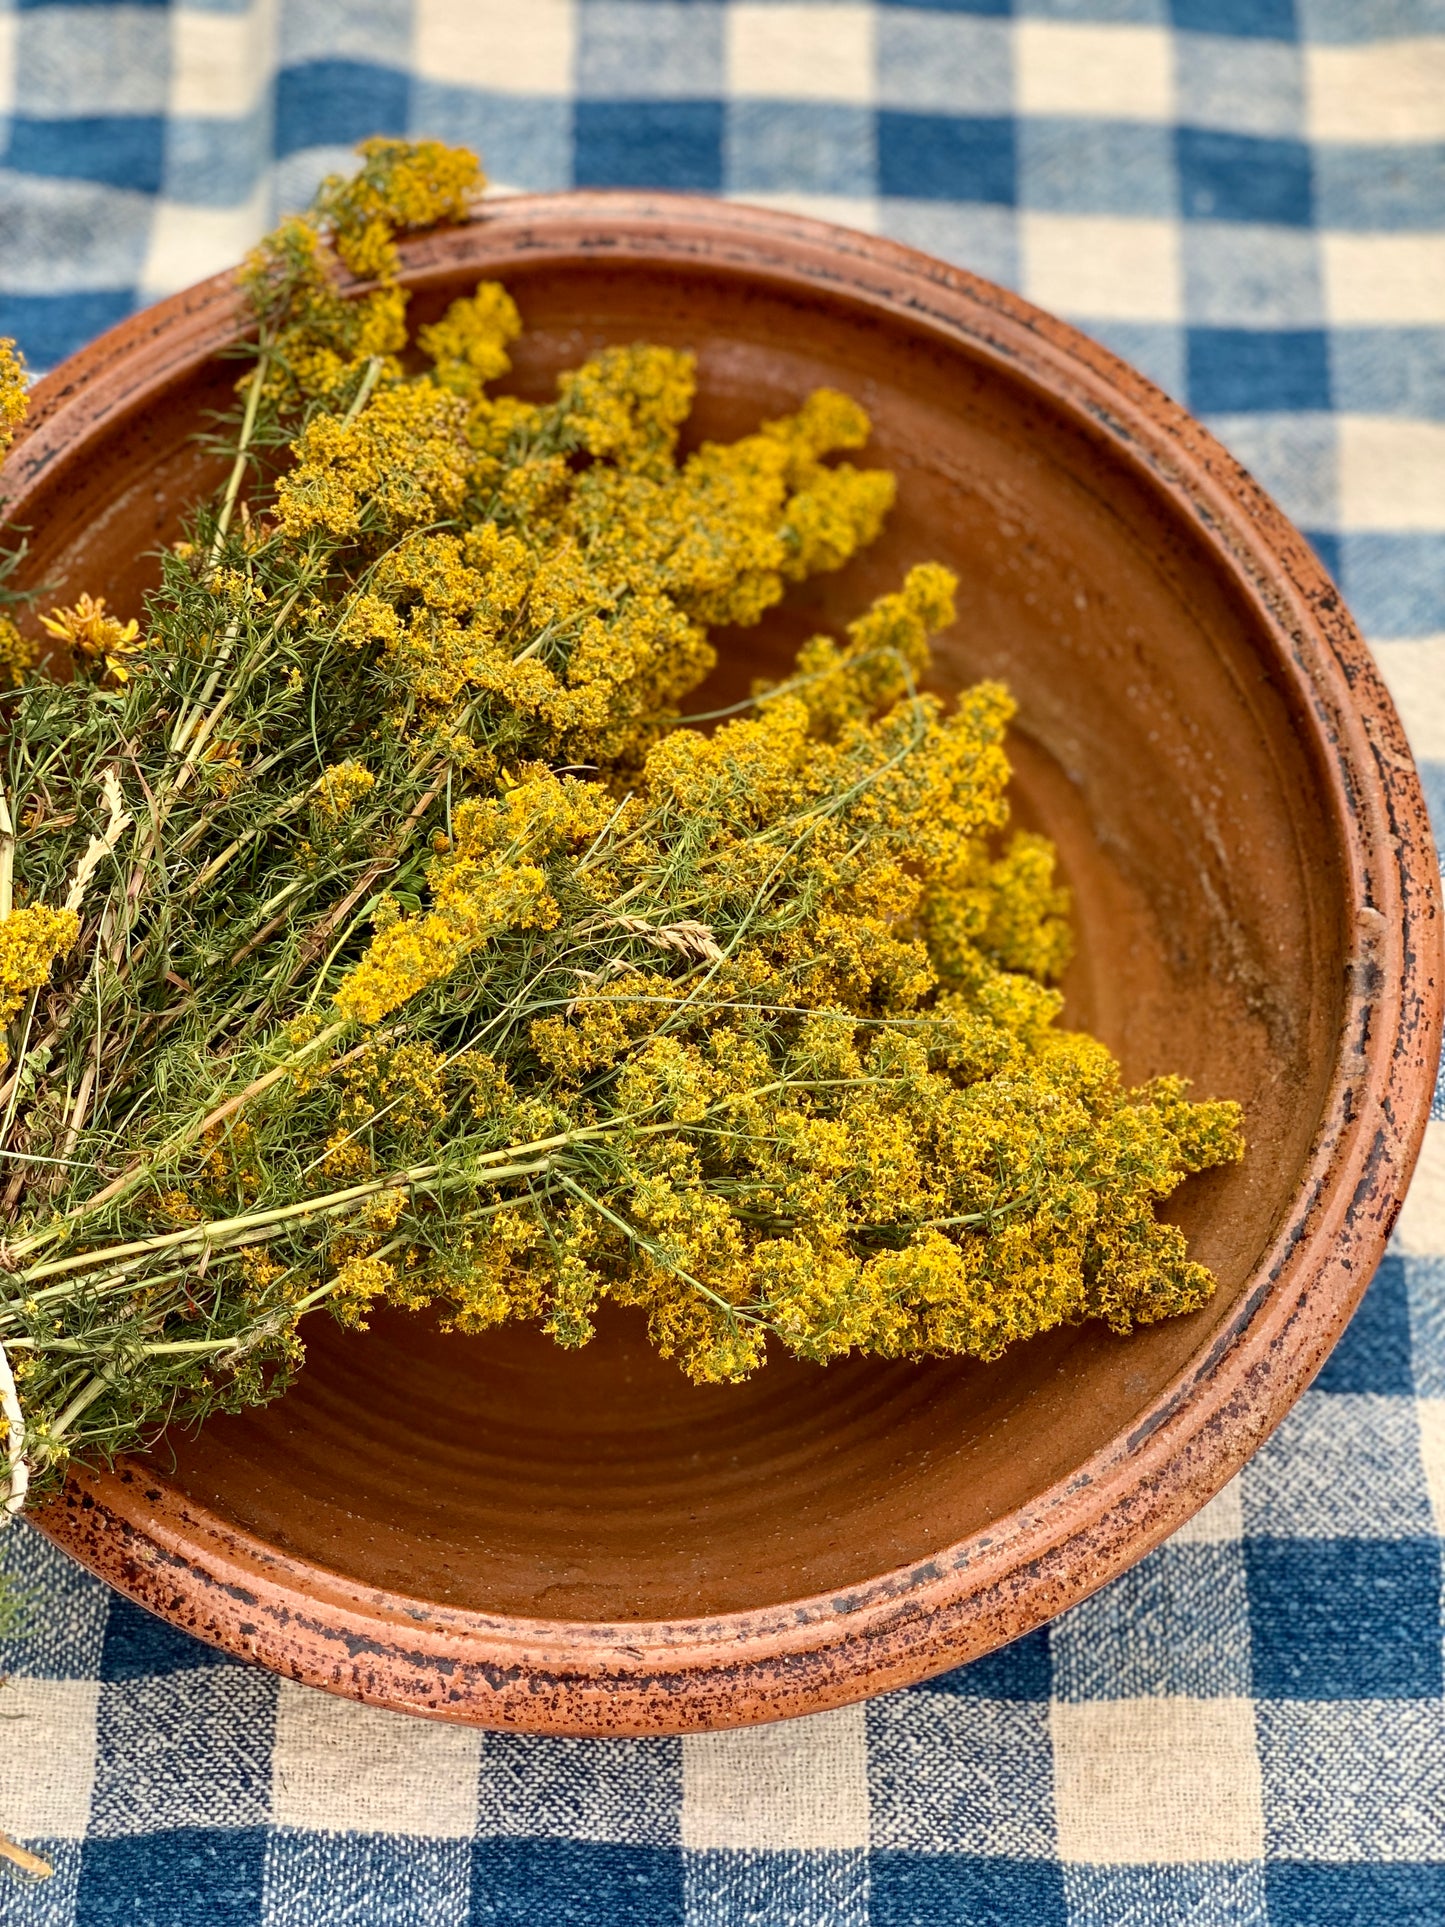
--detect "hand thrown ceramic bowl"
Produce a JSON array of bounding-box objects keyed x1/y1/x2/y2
[{"x1": 7, "y1": 197, "x2": 1440, "y2": 1734}]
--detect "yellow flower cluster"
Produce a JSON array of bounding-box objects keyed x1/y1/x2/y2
[
  {"x1": 276, "y1": 384, "x2": 471, "y2": 541},
  {"x1": 312, "y1": 138, "x2": 482, "y2": 280},
  {"x1": 0, "y1": 613, "x2": 35, "y2": 687},
  {"x1": 202, "y1": 741, "x2": 246, "y2": 799},
  {"x1": 304, "y1": 356, "x2": 894, "y2": 774},
  {"x1": 205, "y1": 142, "x2": 1246, "y2": 1387},
  {"x1": 319, "y1": 543, "x2": 1240, "y2": 1378},
  {"x1": 243, "y1": 214, "x2": 407, "y2": 402},
  {"x1": 318, "y1": 1042, "x2": 452, "y2": 1189},
  {"x1": 0, "y1": 146, "x2": 1255, "y2": 1520},
  {"x1": 241, "y1": 140, "x2": 484, "y2": 408},
  {"x1": 0, "y1": 904, "x2": 79, "y2": 1061},
  {"x1": 603, "y1": 1027, "x2": 1241, "y2": 1382},
  {"x1": 314, "y1": 760, "x2": 376, "y2": 823},
  {"x1": 0, "y1": 339, "x2": 26, "y2": 456},
  {"x1": 242, "y1": 141, "x2": 899, "y2": 788},
  {"x1": 417, "y1": 282, "x2": 522, "y2": 397},
  {"x1": 39, "y1": 594, "x2": 147, "y2": 684},
  {"x1": 334, "y1": 774, "x2": 614, "y2": 1025},
  {"x1": 155, "y1": 1189, "x2": 204, "y2": 1228},
  {"x1": 330, "y1": 1252, "x2": 399, "y2": 1329}
]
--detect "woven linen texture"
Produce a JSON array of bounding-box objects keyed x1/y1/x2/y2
[{"x1": 0, "y1": 1, "x2": 1442, "y2": 1921}]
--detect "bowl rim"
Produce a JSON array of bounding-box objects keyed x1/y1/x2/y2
[{"x1": 16, "y1": 189, "x2": 1443, "y2": 1734}]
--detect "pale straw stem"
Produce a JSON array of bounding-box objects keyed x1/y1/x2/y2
[{"x1": 0, "y1": 1332, "x2": 29, "y2": 1515}]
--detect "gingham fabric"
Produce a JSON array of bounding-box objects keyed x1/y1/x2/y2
[{"x1": 1, "y1": 1, "x2": 1443, "y2": 1923}]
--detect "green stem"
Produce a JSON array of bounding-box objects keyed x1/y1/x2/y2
[
  {"x1": 339, "y1": 356, "x2": 384, "y2": 428},
  {"x1": 13, "y1": 1150, "x2": 561, "y2": 1289},
  {"x1": 553, "y1": 1169, "x2": 771, "y2": 1330},
  {"x1": 209, "y1": 358, "x2": 267, "y2": 561},
  {"x1": 8, "y1": 1018, "x2": 351, "y2": 1258},
  {"x1": 47, "y1": 1369, "x2": 112, "y2": 1443},
  {"x1": 0, "y1": 779, "x2": 14, "y2": 922},
  {"x1": 0, "y1": 987, "x2": 39, "y2": 1153}
]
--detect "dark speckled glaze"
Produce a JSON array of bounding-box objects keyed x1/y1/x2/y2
[{"x1": 5, "y1": 195, "x2": 1440, "y2": 1733}]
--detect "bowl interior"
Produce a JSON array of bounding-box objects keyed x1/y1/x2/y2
[{"x1": 18, "y1": 250, "x2": 1347, "y2": 1621}]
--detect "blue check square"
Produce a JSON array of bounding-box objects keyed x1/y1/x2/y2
[
  {"x1": 574, "y1": 100, "x2": 725, "y2": 189},
  {"x1": 1258, "y1": 1700, "x2": 1445, "y2": 1861},
  {"x1": 266, "y1": 1834, "x2": 472, "y2": 1927},
  {"x1": 1338, "y1": 533, "x2": 1445, "y2": 638},
  {"x1": 686, "y1": 1849, "x2": 866, "y2": 1927},
  {"x1": 162, "y1": 114, "x2": 271, "y2": 208},
  {"x1": 3, "y1": 116, "x2": 167, "y2": 195},
  {"x1": 1305, "y1": 527, "x2": 1342, "y2": 580},
  {"x1": 412, "y1": 90, "x2": 574, "y2": 194},
  {"x1": 12, "y1": 0, "x2": 169, "y2": 8},
  {"x1": 1314, "y1": 144, "x2": 1445, "y2": 233},
  {"x1": 76, "y1": 1829, "x2": 269, "y2": 1927},
  {"x1": 0, "y1": 290, "x2": 135, "y2": 371},
  {"x1": 1266, "y1": 1862, "x2": 1445, "y2": 1927},
  {"x1": 871, "y1": 1853, "x2": 1068, "y2": 1927},
  {"x1": 1018, "y1": 119, "x2": 1177, "y2": 217},
  {"x1": 1051, "y1": 1542, "x2": 1252, "y2": 1701},
  {"x1": 99, "y1": 1595, "x2": 235, "y2": 1683},
  {"x1": 878, "y1": 112, "x2": 1015, "y2": 204},
  {"x1": 1330, "y1": 328, "x2": 1445, "y2": 420},
  {"x1": 1169, "y1": 0, "x2": 1298, "y2": 37},
  {"x1": 1313, "y1": 1255, "x2": 1416, "y2": 1395},
  {"x1": 469, "y1": 1840, "x2": 685, "y2": 1926},
  {"x1": 726, "y1": 102, "x2": 876, "y2": 198},
  {"x1": 1065, "y1": 1864, "x2": 1269, "y2": 1927},
  {"x1": 1177, "y1": 129, "x2": 1314, "y2": 226},
  {"x1": 274, "y1": 59, "x2": 409, "y2": 158},
  {"x1": 922, "y1": 1625, "x2": 1052, "y2": 1701},
  {"x1": 577, "y1": 3, "x2": 725, "y2": 102},
  {"x1": 1246, "y1": 1538, "x2": 1445, "y2": 1701},
  {"x1": 1187, "y1": 327, "x2": 1331, "y2": 412}
]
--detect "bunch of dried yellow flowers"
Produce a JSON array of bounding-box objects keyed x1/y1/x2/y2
[{"x1": 0, "y1": 141, "x2": 1242, "y2": 1507}]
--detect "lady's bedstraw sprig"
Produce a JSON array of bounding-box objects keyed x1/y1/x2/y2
[{"x1": 0, "y1": 142, "x2": 1242, "y2": 1511}]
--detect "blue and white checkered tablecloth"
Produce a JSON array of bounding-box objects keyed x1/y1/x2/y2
[{"x1": 1, "y1": 2, "x2": 1443, "y2": 1923}]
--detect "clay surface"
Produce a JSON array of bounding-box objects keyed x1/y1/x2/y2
[{"x1": 7, "y1": 195, "x2": 1440, "y2": 1731}]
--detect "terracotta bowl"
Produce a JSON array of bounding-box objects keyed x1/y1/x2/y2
[{"x1": 8, "y1": 197, "x2": 1441, "y2": 1734}]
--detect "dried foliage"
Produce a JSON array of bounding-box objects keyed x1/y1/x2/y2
[{"x1": 0, "y1": 143, "x2": 1242, "y2": 1512}]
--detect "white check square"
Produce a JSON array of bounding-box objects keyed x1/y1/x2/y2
[
  {"x1": 1396, "y1": 1122, "x2": 1445, "y2": 1256},
  {"x1": 1053, "y1": 1696, "x2": 1264, "y2": 1865},
  {"x1": 1324, "y1": 233, "x2": 1445, "y2": 326},
  {"x1": 1169, "y1": 1477, "x2": 1244, "y2": 1546},
  {"x1": 141, "y1": 189, "x2": 271, "y2": 303},
  {"x1": 170, "y1": 0, "x2": 277, "y2": 120},
  {"x1": 683, "y1": 1705, "x2": 868, "y2": 1851},
  {"x1": 1022, "y1": 212, "x2": 1181, "y2": 322},
  {"x1": 1307, "y1": 39, "x2": 1445, "y2": 144},
  {"x1": 0, "y1": 1677, "x2": 99, "y2": 1840},
  {"x1": 1417, "y1": 1396, "x2": 1445, "y2": 1534},
  {"x1": 414, "y1": 0, "x2": 577, "y2": 95},
  {"x1": 728, "y1": 4, "x2": 872, "y2": 103},
  {"x1": 1371, "y1": 643, "x2": 1445, "y2": 762},
  {"x1": 271, "y1": 1680, "x2": 482, "y2": 1839},
  {"x1": 733, "y1": 190, "x2": 879, "y2": 232},
  {"x1": 1016, "y1": 22, "x2": 1173, "y2": 125},
  {"x1": 1337, "y1": 417, "x2": 1445, "y2": 532},
  {"x1": 0, "y1": 11, "x2": 15, "y2": 120}
]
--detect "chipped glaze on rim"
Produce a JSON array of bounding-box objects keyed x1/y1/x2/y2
[{"x1": 16, "y1": 193, "x2": 1443, "y2": 1734}]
